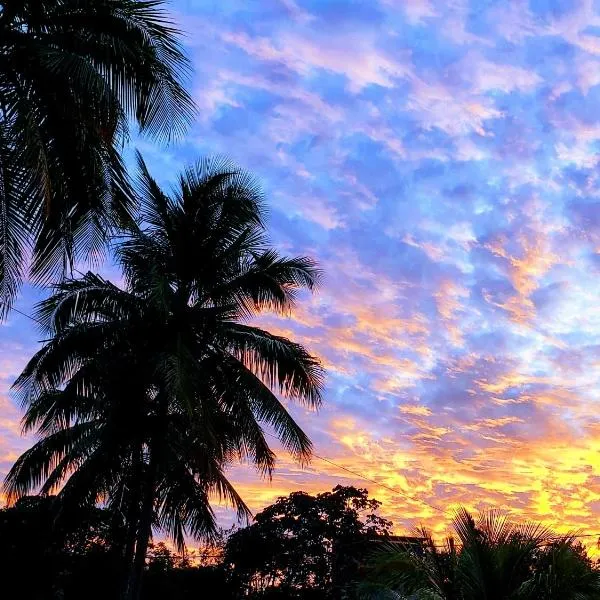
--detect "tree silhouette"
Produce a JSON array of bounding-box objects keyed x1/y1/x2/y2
[
  {"x1": 3, "y1": 155, "x2": 324, "y2": 599},
  {"x1": 224, "y1": 485, "x2": 391, "y2": 599},
  {"x1": 0, "y1": 495, "x2": 124, "y2": 599},
  {"x1": 362, "y1": 508, "x2": 600, "y2": 600},
  {"x1": 0, "y1": 0, "x2": 195, "y2": 317}
]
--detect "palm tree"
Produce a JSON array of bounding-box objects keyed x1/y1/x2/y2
[
  {"x1": 516, "y1": 537, "x2": 600, "y2": 600},
  {"x1": 361, "y1": 509, "x2": 600, "y2": 600},
  {"x1": 452, "y1": 509, "x2": 551, "y2": 599},
  {"x1": 0, "y1": 0, "x2": 195, "y2": 318},
  {"x1": 361, "y1": 528, "x2": 461, "y2": 600},
  {"x1": 3, "y1": 155, "x2": 324, "y2": 599}
]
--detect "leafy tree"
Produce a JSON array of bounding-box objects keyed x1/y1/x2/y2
[
  {"x1": 361, "y1": 508, "x2": 600, "y2": 600},
  {"x1": 0, "y1": 0, "x2": 195, "y2": 317},
  {"x1": 3, "y1": 155, "x2": 324, "y2": 599},
  {"x1": 143, "y1": 541, "x2": 235, "y2": 600},
  {"x1": 0, "y1": 495, "x2": 124, "y2": 599},
  {"x1": 224, "y1": 485, "x2": 392, "y2": 599}
]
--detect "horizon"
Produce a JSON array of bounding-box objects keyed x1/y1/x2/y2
[{"x1": 4, "y1": 0, "x2": 600, "y2": 551}]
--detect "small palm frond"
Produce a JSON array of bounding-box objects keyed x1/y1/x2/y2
[
  {"x1": 0, "y1": 125, "x2": 33, "y2": 319},
  {"x1": 2, "y1": 421, "x2": 100, "y2": 501},
  {"x1": 213, "y1": 251, "x2": 322, "y2": 316},
  {"x1": 36, "y1": 272, "x2": 138, "y2": 333}
]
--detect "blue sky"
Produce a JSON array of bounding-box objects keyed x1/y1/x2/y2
[{"x1": 4, "y1": 0, "x2": 600, "y2": 543}]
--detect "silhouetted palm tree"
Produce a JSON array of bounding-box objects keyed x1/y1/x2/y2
[
  {"x1": 0, "y1": 0, "x2": 195, "y2": 317},
  {"x1": 362, "y1": 509, "x2": 600, "y2": 600},
  {"x1": 362, "y1": 527, "x2": 461, "y2": 600},
  {"x1": 4, "y1": 155, "x2": 324, "y2": 599},
  {"x1": 516, "y1": 536, "x2": 600, "y2": 600}
]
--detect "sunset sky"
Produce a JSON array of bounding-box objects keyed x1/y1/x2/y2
[{"x1": 4, "y1": 0, "x2": 600, "y2": 547}]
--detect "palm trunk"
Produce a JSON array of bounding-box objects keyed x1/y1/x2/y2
[
  {"x1": 125, "y1": 398, "x2": 168, "y2": 600},
  {"x1": 125, "y1": 471, "x2": 156, "y2": 600},
  {"x1": 122, "y1": 450, "x2": 143, "y2": 597}
]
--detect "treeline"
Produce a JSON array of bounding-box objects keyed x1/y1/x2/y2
[
  {"x1": 0, "y1": 486, "x2": 386, "y2": 599},
  {"x1": 2, "y1": 486, "x2": 599, "y2": 599}
]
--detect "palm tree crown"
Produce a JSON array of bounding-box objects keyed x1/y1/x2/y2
[
  {"x1": 4, "y1": 155, "x2": 324, "y2": 598},
  {"x1": 0, "y1": 0, "x2": 196, "y2": 318},
  {"x1": 363, "y1": 508, "x2": 600, "y2": 600}
]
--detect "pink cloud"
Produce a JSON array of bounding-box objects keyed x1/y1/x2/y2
[
  {"x1": 406, "y1": 78, "x2": 504, "y2": 136},
  {"x1": 274, "y1": 193, "x2": 346, "y2": 231},
  {"x1": 460, "y1": 51, "x2": 543, "y2": 94},
  {"x1": 221, "y1": 30, "x2": 411, "y2": 92}
]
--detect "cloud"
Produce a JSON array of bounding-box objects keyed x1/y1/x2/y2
[
  {"x1": 459, "y1": 52, "x2": 543, "y2": 94},
  {"x1": 406, "y1": 78, "x2": 504, "y2": 136},
  {"x1": 380, "y1": 0, "x2": 438, "y2": 24},
  {"x1": 399, "y1": 404, "x2": 433, "y2": 416},
  {"x1": 221, "y1": 29, "x2": 411, "y2": 92}
]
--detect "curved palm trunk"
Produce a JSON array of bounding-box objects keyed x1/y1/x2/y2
[
  {"x1": 124, "y1": 399, "x2": 168, "y2": 600},
  {"x1": 125, "y1": 467, "x2": 156, "y2": 600},
  {"x1": 122, "y1": 450, "x2": 143, "y2": 597}
]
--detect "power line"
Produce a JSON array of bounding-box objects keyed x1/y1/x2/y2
[
  {"x1": 262, "y1": 433, "x2": 600, "y2": 539},
  {"x1": 263, "y1": 431, "x2": 448, "y2": 515},
  {"x1": 300, "y1": 455, "x2": 600, "y2": 542},
  {"x1": 1, "y1": 304, "x2": 45, "y2": 327},
  {"x1": 312, "y1": 451, "x2": 448, "y2": 515},
  {"x1": 4, "y1": 311, "x2": 600, "y2": 539}
]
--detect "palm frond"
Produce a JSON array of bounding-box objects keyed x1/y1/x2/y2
[
  {"x1": 3, "y1": 422, "x2": 100, "y2": 501},
  {"x1": 223, "y1": 322, "x2": 324, "y2": 406},
  {"x1": 213, "y1": 352, "x2": 314, "y2": 464},
  {"x1": 0, "y1": 0, "x2": 194, "y2": 315}
]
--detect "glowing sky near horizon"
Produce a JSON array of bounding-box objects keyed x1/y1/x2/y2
[{"x1": 5, "y1": 0, "x2": 600, "y2": 546}]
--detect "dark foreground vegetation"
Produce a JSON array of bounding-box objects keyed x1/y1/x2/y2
[{"x1": 2, "y1": 486, "x2": 599, "y2": 600}]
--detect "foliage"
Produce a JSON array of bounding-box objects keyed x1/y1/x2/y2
[
  {"x1": 0, "y1": 495, "x2": 124, "y2": 599},
  {"x1": 3, "y1": 155, "x2": 323, "y2": 598},
  {"x1": 0, "y1": 496, "x2": 233, "y2": 599},
  {"x1": 2, "y1": 494, "x2": 599, "y2": 600},
  {"x1": 143, "y1": 541, "x2": 235, "y2": 600},
  {"x1": 0, "y1": 0, "x2": 195, "y2": 318},
  {"x1": 361, "y1": 508, "x2": 600, "y2": 600},
  {"x1": 224, "y1": 485, "x2": 392, "y2": 599},
  {"x1": 516, "y1": 538, "x2": 600, "y2": 600}
]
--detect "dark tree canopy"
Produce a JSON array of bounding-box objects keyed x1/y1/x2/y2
[
  {"x1": 0, "y1": 497, "x2": 232, "y2": 599},
  {"x1": 0, "y1": 495, "x2": 125, "y2": 599},
  {"x1": 224, "y1": 485, "x2": 392, "y2": 599},
  {"x1": 2, "y1": 493, "x2": 599, "y2": 600}
]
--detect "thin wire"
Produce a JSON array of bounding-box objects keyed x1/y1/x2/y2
[
  {"x1": 1, "y1": 304, "x2": 45, "y2": 327},
  {"x1": 263, "y1": 433, "x2": 600, "y2": 538},
  {"x1": 307, "y1": 454, "x2": 600, "y2": 540},
  {"x1": 312, "y1": 451, "x2": 449, "y2": 515},
  {"x1": 263, "y1": 431, "x2": 448, "y2": 515}
]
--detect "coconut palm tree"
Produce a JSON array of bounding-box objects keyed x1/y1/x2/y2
[
  {"x1": 452, "y1": 508, "x2": 550, "y2": 599},
  {"x1": 361, "y1": 528, "x2": 461, "y2": 600},
  {"x1": 3, "y1": 155, "x2": 324, "y2": 599},
  {"x1": 0, "y1": 0, "x2": 195, "y2": 318},
  {"x1": 515, "y1": 537, "x2": 600, "y2": 600},
  {"x1": 361, "y1": 509, "x2": 600, "y2": 600}
]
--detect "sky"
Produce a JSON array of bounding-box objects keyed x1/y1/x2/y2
[{"x1": 5, "y1": 0, "x2": 600, "y2": 546}]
